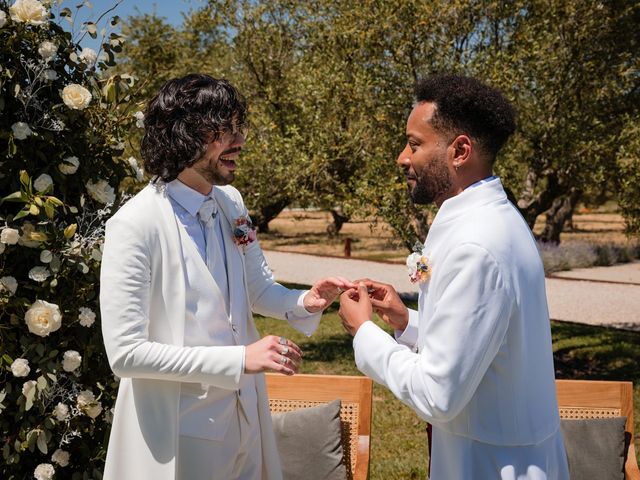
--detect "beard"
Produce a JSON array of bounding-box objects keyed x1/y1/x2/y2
[{"x1": 409, "y1": 156, "x2": 453, "y2": 205}]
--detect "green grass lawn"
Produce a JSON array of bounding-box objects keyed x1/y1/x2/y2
[{"x1": 256, "y1": 294, "x2": 640, "y2": 479}]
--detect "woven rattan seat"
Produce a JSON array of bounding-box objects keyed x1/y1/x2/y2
[{"x1": 266, "y1": 373, "x2": 372, "y2": 480}]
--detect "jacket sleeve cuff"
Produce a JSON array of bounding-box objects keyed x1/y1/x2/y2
[{"x1": 285, "y1": 291, "x2": 321, "y2": 337}]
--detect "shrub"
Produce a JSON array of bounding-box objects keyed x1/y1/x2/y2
[
  {"x1": 0, "y1": 1, "x2": 141, "y2": 478},
  {"x1": 538, "y1": 240, "x2": 639, "y2": 275}
]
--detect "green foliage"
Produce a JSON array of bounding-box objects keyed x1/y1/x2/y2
[
  {"x1": 119, "y1": 0, "x2": 639, "y2": 246},
  {"x1": 0, "y1": 1, "x2": 139, "y2": 477}
]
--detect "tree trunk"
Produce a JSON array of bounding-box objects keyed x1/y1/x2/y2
[
  {"x1": 327, "y1": 208, "x2": 349, "y2": 236},
  {"x1": 251, "y1": 198, "x2": 289, "y2": 233},
  {"x1": 516, "y1": 168, "x2": 565, "y2": 230},
  {"x1": 540, "y1": 189, "x2": 582, "y2": 244}
]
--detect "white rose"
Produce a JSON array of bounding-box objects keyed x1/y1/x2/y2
[
  {"x1": 9, "y1": 0, "x2": 48, "y2": 25},
  {"x1": 0, "y1": 276, "x2": 18, "y2": 295},
  {"x1": 40, "y1": 249, "x2": 53, "y2": 263},
  {"x1": 22, "y1": 379, "x2": 37, "y2": 397},
  {"x1": 133, "y1": 110, "x2": 144, "y2": 128},
  {"x1": 86, "y1": 178, "x2": 115, "y2": 204},
  {"x1": 11, "y1": 358, "x2": 30, "y2": 377},
  {"x1": 78, "y1": 47, "x2": 97, "y2": 64},
  {"x1": 78, "y1": 307, "x2": 96, "y2": 327},
  {"x1": 11, "y1": 121, "x2": 33, "y2": 140},
  {"x1": 62, "y1": 350, "x2": 81, "y2": 372},
  {"x1": 53, "y1": 402, "x2": 69, "y2": 421},
  {"x1": 34, "y1": 173, "x2": 53, "y2": 192},
  {"x1": 44, "y1": 69, "x2": 57, "y2": 81},
  {"x1": 1, "y1": 228, "x2": 20, "y2": 244},
  {"x1": 85, "y1": 402, "x2": 103, "y2": 419},
  {"x1": 0, "y1": 10, "x2": 7, "y2": 28},
  {"x1": 25, "y1": 299, "x2": 62, "y2": 337},
  {"x1": 61, "y1": 83, "x2": 92, "y2": 110},
  {"x1": 51, "y1": 448, "x2": 69, "y2": 467},
  {"x1": 58, "y1": 156, "x2": 79, "y2": 174},
  {"x1": 28, "y1": 266, "x2": 50, "y2": 282},
  {"x1": 33, "y1": 463, "x2": 55, "y2": 480},
  {"x1": 38, "y1": 40, "x2": 57, "y2": 61}
]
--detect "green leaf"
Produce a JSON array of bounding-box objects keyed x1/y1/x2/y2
[
  {"x1": 36, "y1": 375, "x2": 47, "y2": 393},
  {"x1": 44, "y1": 202, "x2": 55, "y2": 219},
  {"x1": 19, "y1": 170, "x2": 30, "y2": 188},
  {"x1": 13, "y1": 208, "x2": 30, "y2": 221},
  {"x1": 36, "y1": 431, "x2": 47, "y2": 455},
  {"x1": 2, "y1": 191, "x2": 24, "y2": 203},
  {"x1": 35, "y1": 344, "x2": 45, "y2": 357},
  {"x1": 24, "y1": 387, "x2": 36, "y2": 411}
]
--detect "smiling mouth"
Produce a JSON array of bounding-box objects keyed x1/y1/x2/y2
[{"x1": 219, "y1": 147, "x2": 242, "y2": 170}]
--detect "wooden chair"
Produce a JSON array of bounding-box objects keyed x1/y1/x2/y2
[
  {"x1": 266, "y1": 373, "x2": 373, "y2": 480},
  {"x1": 556, "y1": 379, "x2": 639, "y2": 480}
]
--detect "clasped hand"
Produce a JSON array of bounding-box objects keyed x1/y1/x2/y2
[{"x1": 339, "y1": 278, "x2": 408, "y2": 336}]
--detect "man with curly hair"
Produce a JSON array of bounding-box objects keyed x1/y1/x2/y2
[
  {"x1": 339, "y1": 75, "x2": 569, "y2": 479},
  {"x1": 100, "y1": 74, "x2": 351, "y2": 480}
]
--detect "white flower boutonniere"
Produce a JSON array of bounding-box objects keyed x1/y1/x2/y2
[
  {"x1": 406, "y1": 241, "x2": 432, "y2": 284},
  {"x1": 232, "y1": 215, "x2": 257, "y2": 246}
]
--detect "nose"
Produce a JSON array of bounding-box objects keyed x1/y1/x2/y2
[{"x1": 396, "y1": 145, "x2": 411, "y2": 168}]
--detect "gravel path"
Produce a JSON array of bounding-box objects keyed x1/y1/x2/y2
[{"x1": 264, "y1": 251, "x2": 640, "y2": 332}]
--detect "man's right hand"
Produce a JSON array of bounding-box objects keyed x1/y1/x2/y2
[
  {"x1": 356, "y1": 278, "x2": 409, "y2": 331},
  {"x1": 244, "y1": 335, "x2": 302, "y2": 376}
]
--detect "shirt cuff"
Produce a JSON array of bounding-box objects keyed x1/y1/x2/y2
[
  {"x1": 285, "y1": 290, "x2": 322, "y2": 337},
  {"x1": 395, "y1": 308, "x2": 419, "y2": 349}
]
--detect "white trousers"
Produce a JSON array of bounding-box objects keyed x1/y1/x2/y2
[{"x1": 177, "y1": 404, "x2": 262, "y2": 480}]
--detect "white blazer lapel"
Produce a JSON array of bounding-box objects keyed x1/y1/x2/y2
[{"x1": 152, "y1": 184, "x2": 188, "y2": 346}]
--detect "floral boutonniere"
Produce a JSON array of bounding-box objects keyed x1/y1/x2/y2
[
  {"x1": 232, "y1": 215, "x2": 257, "y2": 246},
  {"x1": 406, "y1": 241, "x2": 432, "y2": 284}
]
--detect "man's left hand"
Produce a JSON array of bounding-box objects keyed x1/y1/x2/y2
[
  {"x1": 338, "y1": 283, "x2": 373, "y2": 336},
  {"x1": 303, "y1": 276, "x2": 354, "y2": 313}
]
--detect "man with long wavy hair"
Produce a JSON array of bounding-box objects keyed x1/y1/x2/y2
[{"x1": 100, "y1": 74, "x2": 351, "y2": 480}]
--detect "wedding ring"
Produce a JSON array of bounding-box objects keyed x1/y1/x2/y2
[
  {"x1": 279, "y1": 355, "x2": 288, "y2": 365},
  {"x1": 278, "y1": 336, "x2": 288, "y2": 346},
  {"x1": 281, "y1": 346, "x2": 289, "y2": 355}
]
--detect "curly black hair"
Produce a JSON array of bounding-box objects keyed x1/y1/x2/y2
[
  {"x1": 415, "y1": 75, "x2": 516, "y2": 161},
  {"x1": 141, "y1": 74, "x2": 248, "y2": 182}
]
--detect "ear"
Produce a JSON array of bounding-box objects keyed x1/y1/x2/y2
[{"x1": 450, "y1": 135, "x2": 472, "y2": 170}]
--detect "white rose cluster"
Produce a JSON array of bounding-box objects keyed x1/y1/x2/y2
[
  {"x1": 1, "y1": 227, "x2": 20, "y2": 244},
  {"x1": 77, "y1": 389, "x2": 102, "y2": 419},
  {"x1": 53, "y1": 402, "x2": 69, "y2": 421},
  {"x1": 79, "y1": 47, "x2": 97, "y2": 65},
  {"x1": 33, "y1": 462, "x2": 55, "y2": 480},
  {"x1": 86, "y1": 178, "x2": 115, "y2": 204},
  {"x1": 62, "y1": 350, "x2": 81, "y2": 372},
  {"x1": 0, "y1": 276, "x2": 18, "y2": 296},
  {"x1": 38, "y1": 40, "x2": 57, "y2": 61},
  {"x1": 25, "y1": 299, "x2": 62, "y2": 336},
  {"x1": 58, "y1": 156, "x2": 79, "y2": 175},
  {"x1": 78, "y1": 307, "x2": 96, "y2": 327},
  {"x1": 11, "y1": 121, "x2": 32, "y2": 140},
  {"x1": 61, "y1": 83, "x2": 92, "y2": 110},
  {"x1": 11, "y1": 358, "x2": 30, "y2": 377},
  {"x1": 28, "y1": 266, "x2": 50, "y2": 282},
  {"x1": 9, "y1": 0, "x2": 48, "y2": 25},
  {"x1": 51, "y1": 448, "x2": 70, "y2": 467}
]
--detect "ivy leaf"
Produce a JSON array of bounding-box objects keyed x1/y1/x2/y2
[{"x1": 36, "y1": 431, "x2": 48, "y2": 455}]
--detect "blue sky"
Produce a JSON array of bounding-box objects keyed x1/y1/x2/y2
[{"x1": 57, "y1": 0, "x2": 203, "y2": 51}]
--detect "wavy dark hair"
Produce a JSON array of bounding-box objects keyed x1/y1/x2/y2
[
  {"x1": 415, "y1": 75, "x2": 516, "y2": 161},
  {"x1": 141, "y1": 74, "x2": 248, "y2": 182}
]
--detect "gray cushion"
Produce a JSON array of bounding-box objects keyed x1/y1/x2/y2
[
  {"x1": 272, "y1": 399, "x2": 347, "y2": 480},
  {"x1": 560, "y1": 417, "x2": 627, "y2": 480}
]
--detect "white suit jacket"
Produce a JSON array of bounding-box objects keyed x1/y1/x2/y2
[
  {"x1": 100, "y1": 183, "x2": 319, "y2": 480},
  {"x1": 353, "y1": 178, "x2": 563, "y2": 449}
]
